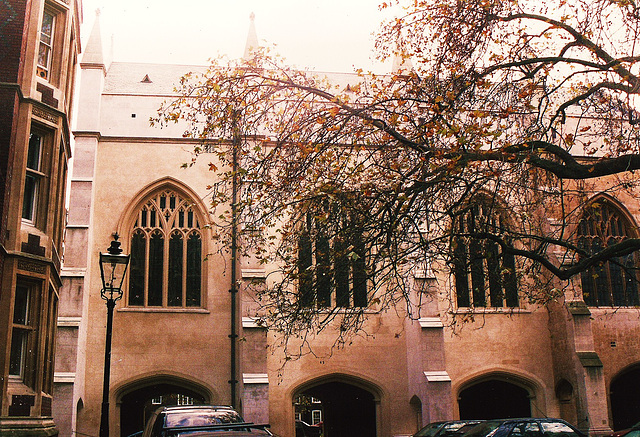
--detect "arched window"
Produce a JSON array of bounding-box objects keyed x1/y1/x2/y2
[
  {"x1": 128, "y1": 189, "x2": 203, "y2": 307},
  {"x1": 578, "y1": 199, "x2": 639, "y2": 307},
  {"x1": 297, "y1": 201, "x2": 368, "y2": 308},
  {"x1": 452, "y1": 200, "x2": 518, "y2": 308}
]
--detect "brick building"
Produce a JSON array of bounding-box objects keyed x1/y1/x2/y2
[{"x1": 0, "y1": 0, "x2": 82, "y2": 435}]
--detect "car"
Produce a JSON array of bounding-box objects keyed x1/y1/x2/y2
[
  {"x1": 415, "y1": 420, "x2": 485, "y2": 437},
  {"x1": 295, "y1": 420, "x2": 322, "y2": 437},
  {"x1": 608, "y1": 422, "x2": 640, "y2": 437},
  {"x1": 141, "y1": 405, "x2": 273, "y2": 437},
  {"x1": 462, "y1": 418, "x2": 586, "y2": 437}
]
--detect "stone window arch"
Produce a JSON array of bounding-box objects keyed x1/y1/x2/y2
[
  {"x1": 578, "y1": 197, "x2": 640, "y2": 307},
  {"x1": 127, "y1": 188, "x2": 204, "y2": 308}
]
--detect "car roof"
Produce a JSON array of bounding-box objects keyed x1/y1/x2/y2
[{"x1": 160, "y1": 405, "x2": 236, "y2": 412}]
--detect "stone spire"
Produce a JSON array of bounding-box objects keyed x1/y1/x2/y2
[
  {"x1": 391, "y1": 34, "x2": 413, "y2": 74},
  {"x1": 243, "y1": 12, "x2": 259, "y2": 60},
  {"x1": 81, "y1": 9, "x2": 104, "y2": 67}
]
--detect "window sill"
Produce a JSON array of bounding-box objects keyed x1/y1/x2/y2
[
  {"x1": 118, "y1": 307, "x2": 210, "y2": 314},
  {"x1": 451, "y1": 307, "x2": 530, "y2": 315},
  {"x1": 587, "y1": 306, "x2": 640, "y2": 311}
]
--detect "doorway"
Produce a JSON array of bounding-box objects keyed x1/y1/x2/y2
[
  {"x1": 459, "y1": 379, "x2": 531, "y2": 419},
  {"x1": 295, "y1": 380, "x2": 377, "y2": 437},
  {"x1": 610, "y1": 365, "x2": 640, "y2": 431},
  {"x1": 119, "y1": 382, "x2": 207, "y2": 437}
]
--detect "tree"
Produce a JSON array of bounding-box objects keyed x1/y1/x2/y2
[{"x1": 154, "y1": 0, "x2": 640, "y2": 353}]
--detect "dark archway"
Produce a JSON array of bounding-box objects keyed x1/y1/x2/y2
[
  {"x1": 611, "y1": 366, "x2": 640, "y2": 431},
  {"x1": 119, "y1": 383, "x2": 207, "y2": 437},
  {"x1": 459, "y1": 379, "x2": 531, "y2": 419},
  {"x1": 296, "y1": 381, "x2": 377, "y2": 437}
]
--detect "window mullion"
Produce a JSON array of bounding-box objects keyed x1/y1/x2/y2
[{"x1": 182, "y1": 234, "x2": 187, "y2": 308}]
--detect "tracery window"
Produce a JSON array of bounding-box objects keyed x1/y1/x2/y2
[
  {"x1": 578, "y1": 199, "x2": 640, "y2": 307},
  {"x1": 452, "y1": 200, "x2": 518, "y2": 308},
  {"x1": 128, "y1": 190, "x2": 203, "y2": 307},
  {"x1": 297, "y1": 202, "x2": 368, "y2": 308}
]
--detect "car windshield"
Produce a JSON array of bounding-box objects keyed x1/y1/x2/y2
[
  {"x1": 464, "y1": 421, "x2": 504, "y2": 437},
  {"x1": 415, "y1": 422, "x2": 446, "y2": 437},
  {"x1": 540, "y1": 422, "x2": 580, "y2": 437},
  {"x1": 166, "y1": 410, "x2": 244, "y2": 428}
]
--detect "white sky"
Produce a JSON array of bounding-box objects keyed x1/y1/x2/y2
[{"x1": 79, "y1": 0, "x2": 398, "y2": 73}]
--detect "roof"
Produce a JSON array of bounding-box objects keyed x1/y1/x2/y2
[{"x1": 102, "y1": 61, "x2": 366, "y2": 96}]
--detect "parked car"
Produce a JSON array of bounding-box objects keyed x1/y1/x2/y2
[
  {"x1": 295, "y1": 420, "x2": 322, "y2": 437},
  {"x1": 415, "y1": 420, "x2": 485, "y2": 437},
  {"x1": 141, "y1": 405, "x2": 273, "y2": 437},
  {"x1": 462, "y1": 418, "x2": 586, "y2": 437},
  {"x1": 609, "y1": 422, "x2": 640, "y2": 437}
]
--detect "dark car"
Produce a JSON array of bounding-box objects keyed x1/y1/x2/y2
[
  {"x1": 415, "y1": 420, "x2": 485, "y2": 437},
  {"x1": 608, "y1": 422, "x2": 640, "y2": 437},
  {"x1": 141, "y1": 405, "x2": 272, "y2": 437},
  {"x1": 462, "y1": 418, "x2": 586, "y2": 437},
  {"x1": 610, "y1": 422, "x2": 640, "y2": 437},
  {"x1": 295, "y1": 420, "x2": 322, "y2": 437}
]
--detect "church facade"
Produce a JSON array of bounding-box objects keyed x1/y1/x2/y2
[{"x1": 53, "y1": 14, "x2": 640, "y2": 437}]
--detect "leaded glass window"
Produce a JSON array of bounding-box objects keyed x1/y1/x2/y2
[
  {"x1": 297, "y1": 202, "x2": 368, "y2": 308},
  {"x1": 578, "y1": 199, "x2": 640, "y2": 307},
  {"x1": 452, "y1": 200, "x2": 518, "y2": 308},
  {"x1": 128, "y1": 190, "x2": 203, "y2": 307}
]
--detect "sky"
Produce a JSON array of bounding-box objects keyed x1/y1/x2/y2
[{"x1": 79, "y1": 0, "x2": 399, "y2": 73}]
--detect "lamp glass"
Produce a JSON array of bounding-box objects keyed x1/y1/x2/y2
[{"x1": 99, "y1": 252, "x2": 130, "y2": 301}]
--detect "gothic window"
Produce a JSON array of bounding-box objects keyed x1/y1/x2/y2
[
  {"x1": 297, "y1": 202, "x2": 368, "y2": 308},
  {"x1": 452, "y1": 200, "x2": 518, "y2": 308},
  {"x1": 128, "y1": 190, "x2": 203, "y2": 308},
  {"x1": 578, "y1": 199, "x2": 640, "y2": 307}
]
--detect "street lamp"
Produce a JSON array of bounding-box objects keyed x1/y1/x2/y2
[{"x1": 98, "y1": 234, "x2": 130, "y2": 437}]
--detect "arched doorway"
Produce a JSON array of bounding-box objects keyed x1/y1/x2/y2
[
  {"x1": 295, "y1": 380, "x2": 377, "y2": 437},
  {"x1": 459, "y1": 379, "x2": 531, "y2": 419},
  {"x1": 119, "y1": 382, "x2": 207, "y2": 437},
  {"x1": 610, "y1": 366, "x2": 640, "y2": 431}
]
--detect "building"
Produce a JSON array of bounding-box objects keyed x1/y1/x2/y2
[
  {"x1": 0, "y1": 0, "x2": 82, "y2": 435},
  {"x1": 53, "y1": 14, "x2": 640, "y2": 437}
]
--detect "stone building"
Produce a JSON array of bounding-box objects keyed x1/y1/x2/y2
[
  {"x1": 0, "y1": 0, "x2": 82, "y2": 435},
  {"x1": 54, "y1": 13, "x2": 640, "y2": 437}
]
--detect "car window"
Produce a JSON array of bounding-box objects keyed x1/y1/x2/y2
[
  {"x1": 166, "y1": 410, "x2": 244, "y2": 428},
  {"x1": 416, "y1": 423, "x2": 446, "y2": 437},
  {"x1": 465, "y1": 421, "x2": 504, "y2": 437},
  {"x1": 540, "y1": 422, "x2": 581, "y2": 437},
  {"x1": 511, "y1": 422, "x2": 543, "y2": 437},
  {"x1": 626, "y1": 431, "x2": 640, "y2": 437}
]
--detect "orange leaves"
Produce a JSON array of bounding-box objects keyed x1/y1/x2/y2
[{"x1": 328, "y1": 107, "x2": 341, "y2": 118}]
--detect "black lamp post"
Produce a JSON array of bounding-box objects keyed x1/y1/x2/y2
[{"x1": 98, "y1": 234, "x2": 130, "y2": 437}]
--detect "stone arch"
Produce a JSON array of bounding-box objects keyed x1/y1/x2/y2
[
  {"x1": 582, "y1": 193, "x2": 639, "y2": 233},
  {"x1": 578, "y1": 194, "x2": 640, "y2": 307},
  {"x1": 114, "y1": 372, "x2": 217, "y2": 437},
  {"x1": 610, "y1": 363, "x2": 640, "y2": 431},
  {"x1": 410, "y1": 394, "x2": 423, "y2": 432},
  {"x1": 555, "y1": 378, "x2": 577, "y2": 426},
  {"x1": 291, "y1": 373, "x2": 383, "y2": 437},
  {"x1": 116, "y1": 177, "x2": 211, "y2": 240},
  {"x1": 456, "y1": 370, "x2": 543, "y2": 419}
]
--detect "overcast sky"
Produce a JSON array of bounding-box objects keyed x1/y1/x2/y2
[{"x1": 80, "y1": 0, "x2": 398, "y2": 73}]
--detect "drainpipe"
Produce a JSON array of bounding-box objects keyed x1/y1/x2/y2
[{"x1": 229, "y1": 110, "x2": 239, "y2": 408}]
